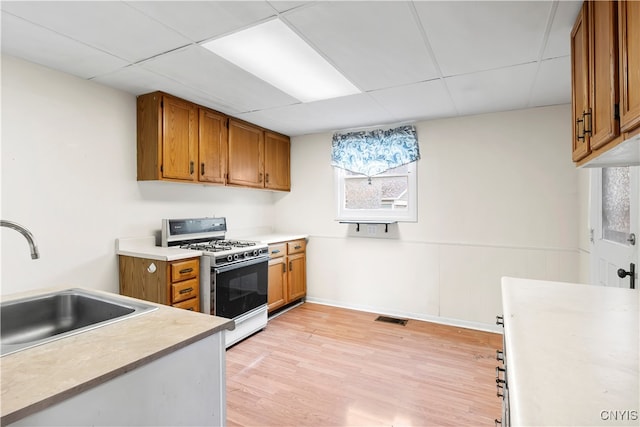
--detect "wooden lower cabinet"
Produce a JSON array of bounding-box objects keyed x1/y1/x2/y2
[
  {"x1": 119, "y1": 255, "x2": 200, "y2": 312},
  {"x1": 267, "y1": 239, "x2": 307, "y2": 313}
]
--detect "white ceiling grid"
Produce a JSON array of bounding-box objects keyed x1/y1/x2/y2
[{"x1": 0, "y1": 1, "x2": 582, "y2": 136}]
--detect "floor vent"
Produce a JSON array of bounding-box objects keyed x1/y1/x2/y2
[{"x1": 375, "y1": 315, "x2": 408, "y2": 326}]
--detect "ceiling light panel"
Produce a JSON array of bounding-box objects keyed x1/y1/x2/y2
[{"x1": 201, "y1": 19, "x2": 360, "y2": 103}]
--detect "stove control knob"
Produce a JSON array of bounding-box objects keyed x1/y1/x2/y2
[
  {"x1": 227, "y1": 255, "x2": 233, "y2": 262},
  {"x1": 253, "y1": 249, "x2": 258, "y2": 256},
  {"x1": 244, "y1": 251, "x2": 250, "y2": 258},
  {"x1": 233, "y1": 254, "x2": 239, "y2": 261}
]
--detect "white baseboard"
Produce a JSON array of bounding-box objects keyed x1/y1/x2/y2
[{"x1": 305, "y1": 297, "x2": 504, "y2": 334}]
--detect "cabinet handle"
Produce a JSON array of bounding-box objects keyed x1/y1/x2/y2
[
  {"x1": 190, "y1": 161, "x2": 194, "y2": 175},
  {"x1": 583, "y1": 109, "x2": 592, "y2": 135},
  {"x1": 496, "y1": 382, "x2": 504, "y2": 398},
  {"x1": 179, "y1": 287, "x2": 193, "y2": 294},
  {"x1": 265, "y1": 173, "x2": 269, "y2": 183},
  {"x1": 201, "y1": 163, "x2": 205, "y2": 175},
  {"x1": 282, "y1": 263, "x2": 286, "y2": 273},
  {"x1": 495, "y1": 418, "x2": 502, "y2": 426},
  {"x1": 496, "y1": 366, "x2": 506, "y2": 385},
  {"x1": 496, "y1": 315, "x2": 504, "y2": 326},
  {"x1": 576, "y1": 117, "x2": 585, "y2": 141},
  {"x1": 289, "y1": 261, "x2": 293, "y2": 271},
  {"x1": 272, "y1": 249, "x2": 280, "y2": 254},
  {"x1": 496, "y1": 350, "x2": 504, "y2": 363},
  {"x1": 259, "y1": 172, "x2": 263, "y2": 183},
  {"x1": 294, "y1": 245, "x2": 302, "y2": 250},
  {"x1": 179, "y1": 268, "x2": 193, "y2": 274}
]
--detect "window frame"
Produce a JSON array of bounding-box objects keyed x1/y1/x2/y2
[{"x1": 334, "y1": 161, "x2": 418, "y2": 222}]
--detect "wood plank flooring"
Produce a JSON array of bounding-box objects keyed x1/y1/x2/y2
[{"x1": 226, "y1": 303, "x2": 503, "y2": 426}]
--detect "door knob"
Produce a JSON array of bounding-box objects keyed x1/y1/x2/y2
[{"x1": 617, "y1": 263, "x2": 636, "y2": 289}]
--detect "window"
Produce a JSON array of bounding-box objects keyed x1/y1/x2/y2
[
  {"x1": 334, "y1": 161, "x2": 418, "y2": 222},
  {"x1": 331, "y1": 125, "x2": 420, "y2": 223}
]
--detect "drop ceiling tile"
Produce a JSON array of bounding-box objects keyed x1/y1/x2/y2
[
  {"x1": 369, "y1": 79, "x2": 457, "y2": 122},
  {"x1": 0, "y1": 1, "x2": 191, "y2": 62},
  {"x1": 268, "y1": 1, "x2": 310, "y2": 13},
  {"x1": 415, "y1": 1, "x2": 551, "y2": 77},
  {"x1": 445, "y1": 63, "x2": 538, "y2": 116},
  {"x1": 542, "y1": 1, "x2": 582, "y2": 59},
  {"x1": 239, "y1": 93, "x2": 395, "y2": 136},
  {"x1": 139, "y1": 45, "x2": 298, "y2": 113},
  {"x1": 91, "y1": 64, "x2": 243, "y2": 115},
  {"x1": 1, "y1": 12, "x2": 128, "y2": 79},
  {"x1": 125, "y1": 1, "x2": 277, "y2": 43},
  {"x1": 285, "y1": 1, "x2": 439, "y2": 91},
  {"x1": 528, "y1": 56, "x2": 571, "y2": 107}
]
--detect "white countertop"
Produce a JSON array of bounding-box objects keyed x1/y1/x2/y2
[
  {"x1": 116, "y1": 236, "x2": 202, "y2": 261},
  {"x1": 501, "y1": 277, "x2": 639, "y2": 426}
]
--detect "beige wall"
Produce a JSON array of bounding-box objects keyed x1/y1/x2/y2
[
  {"x1": 276, "y1": 104, "x2": 585, "y2": 330},
  {"x1": 1, "y1": 55, "x2": 276, "y2": 295},
  {"x1": 1, "y1": 55, "x2": 589, "y2": 330}
]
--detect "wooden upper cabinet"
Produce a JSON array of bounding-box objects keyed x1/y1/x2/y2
[
  {"x1": 199, "y1": 108, "x2": 227, "y2": 184},
  {"x1": 137, "y1": 92, "x2": 291, "y2": 190},
  {"x1": 227, "y1": 119, "x2": 264, "y2": 188},
  {"x1": 571, "y1": 3, "x2": 591, "y2": 161},
  {"x1": 137, "y1": 92, "x2": 197, "y2": 182},
  {"x1": 588, "y1": 0, "x2": 619, "y2": 150},
  {"x1": 619, "y1": 0, "x2": 640, "y2": 133},
  {"x1": 264, "y1": 131, "x2": 291, "y2": 191}
]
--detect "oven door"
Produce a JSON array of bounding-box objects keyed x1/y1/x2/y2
[{"x1": 214, "y1": 256, "x2": 268, "y2": 319}]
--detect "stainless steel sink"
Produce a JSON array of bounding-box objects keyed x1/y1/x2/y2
[{"x1": 1, "y1": 288, "x2": 157, "y2": 356}]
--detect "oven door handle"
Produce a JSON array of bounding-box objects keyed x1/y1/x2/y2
[{"x1": 214, "y1": 256, "x2": 268, "y2": 274}]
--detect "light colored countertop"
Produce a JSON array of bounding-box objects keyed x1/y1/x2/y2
[
  {"x1": 501, "y1": 277, "x2": 639, "y2": 426},
  {"x1": 115, "y1": 236, "x2": 202, "y2": 261},
  {"x1": 0, "y1": 287, "x2": 233, "y2": 425}
]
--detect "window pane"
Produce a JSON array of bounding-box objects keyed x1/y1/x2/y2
[
  {"x1": 602, "y1": 167, "x2": 630, "y2": 244},
  {"x1": 345, "y1": 175, "x2": 408, "y2": 210}
]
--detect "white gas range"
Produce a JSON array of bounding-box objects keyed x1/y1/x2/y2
[{"x1": 161, "y1": 217, "x2": 269, "y2": 348}]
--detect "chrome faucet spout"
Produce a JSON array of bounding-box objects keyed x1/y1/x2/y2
[{"x1": 1, "y1": 220, "x2": 40, "y2": 259}]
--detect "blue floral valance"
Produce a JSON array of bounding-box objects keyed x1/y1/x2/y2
[{"x1": 331, "y1": 125, "x2": 420, "y2": 176}]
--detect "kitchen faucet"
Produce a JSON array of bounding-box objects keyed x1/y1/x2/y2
[{"x1": 0, "y1": 220, "x2": 40, "y2": 259}]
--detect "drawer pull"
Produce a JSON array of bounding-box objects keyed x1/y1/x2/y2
[
  {"x1": 272, "y1": 249, "x2": 281, "y2": 254},
  {"x1": 496, "y1": 315, "x2": 504, "y2": 326},
  {"x1": 179, "y1": 287, "x2": 193, "y2": 295},
  {"x1": 294, "y1": 245, "x2": 302, "y2": 250},
  {"x1": 179, "y1": 268, "x2": 193, "y2": 274}
]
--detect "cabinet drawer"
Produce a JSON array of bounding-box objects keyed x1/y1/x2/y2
[
  {"x1": 287, "y1": 239, "x2": 306, "y2": 255},
  {"x1": 172, "y1": 296, "x2": 200, "y2": 312},
  {"x1": 171, "y1": 277, "x2": 199, "y2": 303},
  {"x1": 269, "y1": 243, "x2": 287, "y2": 259},
  {"x1": 170, "y1": 258, "x2": 198, "y2": 282}
]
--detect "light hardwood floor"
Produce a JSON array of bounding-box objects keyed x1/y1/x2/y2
[{"x1": 226, "y1": 303, "x2": 502, "y2": 426}]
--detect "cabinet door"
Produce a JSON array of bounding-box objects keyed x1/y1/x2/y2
[
  {"x1": 619, "y1": 0, "x2": 640, "y2": 132},
  {"x1": 264, "y1": 132, "x2": 290, "y2": 191},
  {"x1": 287, "y1": 252, "x2": 306, "y2": 302},
  {"x1": 589, "y1": 0, "x2": 619, "y2": 150},
  {"x1": 199, "y1": 109, "x2": 227, "y2": 184},
  {"x1": 228, "y1": 119, "x2": 264, "y2": 188},
  {"x1": 119, "y1": 256, "x2": 169, "y2": 305},
  {"x1": 162, "y1": 95, "x2": 198, "y2": 181},
  {"x1": 268, "y1": 257, "x2": 287, "y2": 312},
  {"x1": 571, "y1": 3, "x2": 591, "y2": 161}
]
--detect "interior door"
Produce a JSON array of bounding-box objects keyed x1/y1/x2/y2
[{"x1": 590, "y1": 166, "x2": 639, "y2": 288}]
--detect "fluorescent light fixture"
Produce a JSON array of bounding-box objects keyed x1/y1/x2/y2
[{"x1": 201, "y1": 19, "x2": 360, "y2": 103}]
